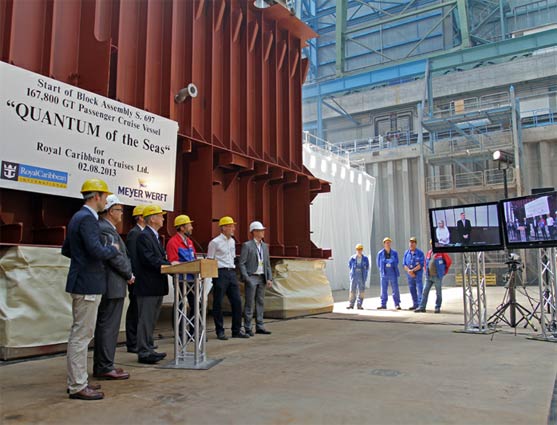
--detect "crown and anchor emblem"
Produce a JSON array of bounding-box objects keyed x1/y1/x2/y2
[{"x1": 1, "y1": 162, "x2": 18, "y2": 180}]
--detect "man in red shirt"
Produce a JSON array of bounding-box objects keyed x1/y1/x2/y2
[
  {"x1": 415, "y1": 240, "x2": 452, "y2": 313},
  {"x1": 166, "y1": 215, "x2": 196, "y2": 337},
  {"x1": 167, "y1": 215, "x2": 196, "y2": 263}
]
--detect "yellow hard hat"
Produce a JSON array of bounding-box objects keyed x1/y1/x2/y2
[
  {"x1": 80, "y1": 178, "x2": 112, "y2": 194},
  {"x1": 132, "y1": 205, "x2": 146, "y2": 217},
  {"x1": 143, "y1": 204, "x2": 166, "y2": 217},
  {"x1": 174, "y1": 215, "x2": 193, "y2": 227},
  {"x1": 383, "y1": 237, "x2": 392, "y2": 243},
  {"x1": 355, "y1": 244, "x2": 364, "y2": 250},
  {"x1": 218, "y1": 216, "x2": 236, "y2": 226}
]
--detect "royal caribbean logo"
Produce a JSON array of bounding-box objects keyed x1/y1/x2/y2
[
  {"x1": 1, "y1": 161, "x2": 18, "y2": 181},
  {"x1": 1, "y1": 161, "x2": 68, "y2": 188}
]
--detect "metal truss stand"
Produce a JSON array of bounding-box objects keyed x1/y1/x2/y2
[
  {"x1": 160, "y1": 260, "x2": 223, "y2": 369},
  {"x1": 457, "y1": 252, "x2": 492, "y2": 334},
  {"x1": 529, "y1": 248, "x2": 557, "y2": 343}
]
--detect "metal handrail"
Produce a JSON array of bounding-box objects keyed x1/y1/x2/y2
[{"x1": 426, "y1": 168, "x2": 516, "y2": 192}]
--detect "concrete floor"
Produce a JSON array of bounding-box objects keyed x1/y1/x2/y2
[{"x1": 1, "y1": 286, "x2": 556, "y2": 425}]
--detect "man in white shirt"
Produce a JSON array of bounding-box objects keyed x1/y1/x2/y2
[
  {"x1": 547, "y1": 215, "x2": 555, "y2": 239},
  {"x1": 207, "y1": 216, "x2": 249, "y2": 340},
  {"x1": 436, "y1": 220, "x2": 451, "y2": 246}
]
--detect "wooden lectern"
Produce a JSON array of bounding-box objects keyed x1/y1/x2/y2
[{"x1": 160, "y1": 259, "x2": 222, "y2": 369}]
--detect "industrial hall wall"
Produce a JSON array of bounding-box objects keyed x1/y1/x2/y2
[{"x1": 0, "y1": 0, "x2": 330, "y2": 258}]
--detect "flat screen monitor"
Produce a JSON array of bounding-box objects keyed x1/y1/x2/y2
[
  {"x1": 500, "y1": 191, "x2": 557, "y2": 249},
  {"x1": 429, "y1": 202, "x2": 504, "y2": 253}
]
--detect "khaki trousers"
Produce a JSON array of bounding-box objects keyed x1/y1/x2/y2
[{"x1": 66, "y1": 293, "x2": 101, "y2": 394}]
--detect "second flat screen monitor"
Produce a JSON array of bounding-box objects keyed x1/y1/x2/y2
[{"x1": 430, "y1": 202, "x2": 504, "y2": 253}]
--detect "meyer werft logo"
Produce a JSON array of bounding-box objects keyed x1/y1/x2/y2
[
  {"x1": 118, "y1": 182, "x2": 168, "y2": 203},
  {"x1": 1, "y1": 161, "x2": 19, "y2": 181}
]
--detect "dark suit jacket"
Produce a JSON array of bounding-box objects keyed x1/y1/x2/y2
[
  {"x1": 99, "y1": 218, "x2": 133, "y2": 299},
  {"x1": 457, "y1": 219, "x2": 472, "y2": 243},
  {"x1": 62, "y1": 206, "x2": 118, "y2": 295},
  {"x1": 134, "y1": 227, "x2": 170, "y2": 297},
  {"x1": 126, "y1": 224, "x2": 142, "y2": 273},
  {"x1": 239, "y1": 239, "x2": 273, "y2": 283},
  {"x1": 126, "y1": 224, "x2": 142, "y2": 295}
]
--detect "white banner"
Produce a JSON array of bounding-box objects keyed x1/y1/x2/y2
[
  {"x1": 524, "y1": 196, "x2": 550, "y2": 218},
  {"x1": 0, "y1": 61, "x2": 178, "y2": 210}
]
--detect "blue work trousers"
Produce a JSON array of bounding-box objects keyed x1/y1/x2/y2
[
  {"x1": 407, "y1": 275, "x2": 423, "y2": 308},
  {"x1": 349, "y1": 271, "x2": 365, "y2": 307},
  {"x1": 380, "y1": 275, "x2": 400, "y2": 307},
  {"x1": 420, "y1": 276, "x2": 442, "y2": 310}
]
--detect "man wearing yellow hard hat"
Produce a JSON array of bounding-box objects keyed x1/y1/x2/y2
[
  {"x1": 167, "y1": 215, "x2": 195, "y2": 264},
  {"x1": 124, "y1": 204, "x2": 147, "y2": 354},
  {"x1": 376, "y1": 237, "x2": 401, "y2": 310},
  {"x1": 207, "y1": 216, "x2": 249, "y2": 340},
  {"x1": 166, "y1": 214, "x2": 196, "y2": 337},
  {"x1": 403, "y1": 237, "x2": 425, "y2": 310},
  {"x1": 347, "y1": 244, "x2": 370, "y2": 310},
  {"x1": 133, "y1": 204, "x2": 171, "y2": 364},
  {"x1": 62, "y1": 179, "x2": 120, "y2": 400}
]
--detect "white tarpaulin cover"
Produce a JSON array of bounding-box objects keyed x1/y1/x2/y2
[
  {"x1": 0, "y1": 246, "x2": 126, "y2": 349},
  {"x1": 303, "y1": 144, "x2": 376, "y2": 290}
]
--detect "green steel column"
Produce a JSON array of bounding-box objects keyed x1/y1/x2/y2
[
  {"x1": 456, "y1": 0, "x2": 471, "y2": 48},
  {"x1": 336, "y1": 0, "x2": 347, "y2": 76},
  {"x1": 499, "y1": 0, "x2": 507, "y2": 40}
]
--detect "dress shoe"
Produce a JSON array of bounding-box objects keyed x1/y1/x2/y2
[
  {"x1": 346, "y1": 305, "x2": 354, "y2": 309},
  {"x1": 66, "y1": 384, "x2": 101, "y2": 394},
  {"x1": 377, "y1": 306, "x2": 386, "y2": 310},
  {"x1": 245, "y1": 329, "x2": 255, "y2": 337},
  {"x1": 138, "y1": 354, "x2": 163, "y2": 364},
  {"x1": 256, "y1": 329, "x2": 272, "y2": 335},
  {"x1": 127, "y1": 347, "x2": 138, "y2": 353},
  {"x1": 232, "y1": 332, "x2": 250, "y2": 338},
  {"x1": 217, "y1": 334, "x2": 228, "y2": 340},
  {"x1": 414, "y1": 308, "x2": 426, "y2": 313},
  {"x1": 69, "y1": 386, "x2": 104, "y2": 400},
  {"x1": 93, "y1": 369, "x2": 130, "y2": 380},
  {"x1": 153, "y1": 352, "x2": 167, "y2": 360},
  {"x1": 395, "y1": 305, "x2": 402, "y2": 310}
]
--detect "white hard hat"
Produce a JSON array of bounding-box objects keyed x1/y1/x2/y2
[
  {"x1": 105, "y1": 194, "x2": 122, "y2": 211},
  {"x1": 249, "y1": 221, "x2": 266, "y2": 232}
]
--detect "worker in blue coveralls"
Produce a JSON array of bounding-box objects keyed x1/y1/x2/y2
[
  {"x1": 403, "y1": 236, "x2": 425, "y2": 310},
  {"x1": 346, "y1": 244, "x2": 370, "y2": 310},
  {"x1": 376, "y1": 237, "x2": 401, "y2": 310}
]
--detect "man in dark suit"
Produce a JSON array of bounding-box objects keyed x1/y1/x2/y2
[
  {"x1": 62, "y1": 179, "x2": 119, "y2": 401},
  {"x1": 124, "y1": 205, "x2": 146, "y2": 353},
  {"x1": 93, "y1": 195, "x2": 133, "y2": 380},
  {"x1": 457, "y1": 212, "x2": 472, "y2": 246},
  {"x1": 134, "y1": 204, "x2": 170, "y2": 364},
  {"x1": 239, "y1": 221, "x2": 273, "y2": 336}
]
